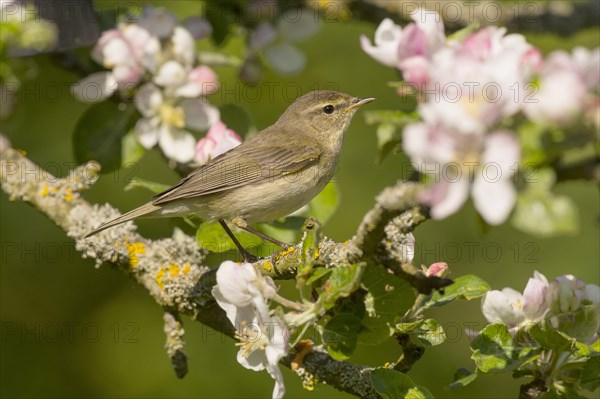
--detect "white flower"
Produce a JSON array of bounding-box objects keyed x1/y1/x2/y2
[
  {"x1": 134, "y1": 82, "x2": 219, "y2": 163},
  {"x1": 482, "y1": 271, "x2": 549, "y2": 326},
  {"x1": 546, "y1": 275, "x2": 589, "y2": 314},
  {"x1": 482, "y1": 288, "x2": 526, "y2": 325},
  {"x1": 73, "y1": 24, "x2": 160, "y2": 102},
  {"x1": 130, "y1": 25, "x2": 220, "y2": 163},
  {"x1": 212, "y1": 262, "x2": 288, "y2": 399},
  {"x1": 360, "y1": 18, "x2": 403, "y2": 67}
]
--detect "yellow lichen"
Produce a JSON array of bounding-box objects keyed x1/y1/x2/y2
[
  {"x1": 64, "y1": 188, "x2": 74, "y2": 202},
  {"x1": 155, "y1": 267, "x2": 166, "y2": 290},
  {"x1": 263, "y1": 260, "x2": 273, "y2": 272},
  {"x1": 168, "y1": 264, "x2": 180, "y2": 278},
  {"x1": 126, "y1": 242, "x2": 146, "y2": 268},
  {"x1": 274, "y1": 246, "x2": 295, "y2": 261}
]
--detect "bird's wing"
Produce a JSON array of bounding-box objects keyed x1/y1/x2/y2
[{"x1": 152, "y1": 138, "x2": 322, "y2": 205}]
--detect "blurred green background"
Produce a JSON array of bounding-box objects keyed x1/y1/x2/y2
[{"x1": 1, "y1": 1, "x2": 599, "y2": 398}]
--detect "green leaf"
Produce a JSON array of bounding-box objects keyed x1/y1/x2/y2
[
  {"x1": 448, "y1": 368, "x2": 478, "y2": 389},
  {"x1": 204, "y1": 0, "x2": 233, "y2": 46},
  {"x1": 422, "y1": 275, "x2": 489, "y2": 310},
  {"x1": 322, "y1": 313, "x2": 362, "y2": 360},
  {"x1": 320, "y1": 263, "x2": 365, "y2": 309},
  {"x1": 414, "y1": 319, "x2": 446, "y2": 346},
  {"x1": 580, "y1": 354, "x2": 600, "y2": 391},
  {"x1": 121, "y1": 130, "x2": 144, "y2": 166},
  {"x1": 359, "y1": 267, "x2": 415, "y2": 345},
  {"x1": 590, "y1": 339, "x2": 600, "y2": 352},
  {"x1": 305, "y1": 267, "x2": 332, "y2": 285},
  {"x1": 196, "y1": 221, "x2": 261, "y2": 253},
  {"x1": 376, "y1": 123, "x2": 401, "y2": 163},
  {"x1": 528, "y1": 320, "x2": 576, "y2": 352},
  {"x1": 73, "y1": 102, "x2": 137, "y2": 173},
  {"x1": 219, "y1": 103, "x2": 255, "y2": 137},
  {"x1": 512, "y1": 170, "x2": 579, "y2": 237},
  {"x1": 370, "y1": 369, "x2": 434, "y2": 399},
  {"x1": 395, "y1": 320, "x2": 423, "y2": 334},
  {"x1": 471, "y1": 324, "x2": 515, "y2": 373},
  {"x1": 307, "y1": 182, "x2": 339, "y2": 225},
  {"x1": 124, "y1": 177, "x2": 170, "y2": 194},
  {"x1": 446, "y1": 22, "x2": 480, "y2": 41}
]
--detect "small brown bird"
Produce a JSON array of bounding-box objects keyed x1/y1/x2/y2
[{"x1": 86, "y1": 90, "x2": 374, "y2": 260}]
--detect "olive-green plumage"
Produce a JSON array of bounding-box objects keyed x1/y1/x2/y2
[{"x1": 85, "y1": 90, "x2": 373, "y2": 238}]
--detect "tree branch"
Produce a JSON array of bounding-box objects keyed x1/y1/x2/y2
[{"x1": 0, "y1": 134, "x2": 441, "y2": 397}]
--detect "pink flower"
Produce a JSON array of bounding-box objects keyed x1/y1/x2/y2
[
  {"x1": 195, "y1": 121, "x2": 242, "y2": 163},
  {"x1": 360, "y1": 8, "x2": 445, "y2": 75},
  {"x1": 397, "y1": 8, "x2": 445, "y2": 61}
]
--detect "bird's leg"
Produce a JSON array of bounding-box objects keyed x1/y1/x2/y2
[
  {"x1": 218, "y1": 219, "x2": 258, "y2": 262},
  {"x1": 231, "y1": 217, "x2": 291, "y2": 249}
]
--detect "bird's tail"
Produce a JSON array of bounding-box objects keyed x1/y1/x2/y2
[{"x1": 84, "y1": 202, "x2": 161, "y2": 238}]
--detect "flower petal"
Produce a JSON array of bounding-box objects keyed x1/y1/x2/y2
[
  {"x1": 472, "y1": 174, "x2": 516, "y2": 225},
  {"x1": 158, "y1": 124, "x2": 196, "y2": 163},
  {"x1": 72, "y1": 72, "x2": 118, "y2": 103},
  {"x1": 134, "y1": 117, "x2": 160, "y2": 149},
  {"x1": 134, "y1": 83, "x2": 163, "y2": 117},
  {"x1": 264, "y1": 44, "x2": 306, "y2": 75},
  {"x1": 278, "y1": 9, "x2": 320, "y2": 42},
  {"x1": 482, "y1": 131, "x2": 520, "y2": 176},
  {"x1": 482, "y1": 288, "x2": 524, "y2": 324},
  {"x1": 154, "y1": 60, "x2": 188, "y2": 88},
  {"x1": 423, "y1": 177, "x2": 470, "y2": 220},
  {"x1": 181, "y1": 99, "x2": 220, "y2": 131},
  {"x1": 215, "y1": 261, "x2": 258, "y2": 307},
  {"x1": 172, "y1": 26, "x2": 196, "y2": 67}
]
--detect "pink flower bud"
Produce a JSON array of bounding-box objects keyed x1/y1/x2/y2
[{"x1": 424, "y1": 262, "x2": 449, "y2": 278}]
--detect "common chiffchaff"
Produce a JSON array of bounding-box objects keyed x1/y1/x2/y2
[{"x1": 86, "y1": 90, "x2": 374, "y2": 260}]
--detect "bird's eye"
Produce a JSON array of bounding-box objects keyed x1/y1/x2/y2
[{"x1": 323, "y1": 104, "x2": 335, "y2": 114}]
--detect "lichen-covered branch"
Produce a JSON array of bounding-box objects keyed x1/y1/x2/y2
[{"x1": 0, "y1": 134, "x2": 441, "y2": 397}]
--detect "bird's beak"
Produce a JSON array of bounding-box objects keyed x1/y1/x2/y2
[{"x1": 346, "y1": 97, "x2": 375, "y2": 111}]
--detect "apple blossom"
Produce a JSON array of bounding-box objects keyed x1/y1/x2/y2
[
  {"x1": 248, "y1": 10, "x2": 320, "y2": 76},
  {"x1": 524, "y1": 47, "x2": 600, "y2": 125},
  {"x1": 132, "y1": 26, "x2": 220, "y2": 163},
  {"x1": 359, "y1": 18, "x2": 403, "y2": 68},
  {"x1": 546, "y1": 274, "x2": 596, "y2": 314},
  {"x1": 404, "y1": 124, "x2": 520, "y2": 224},
  {"x1": 481, "y1": 271, "x2": 549, "y2": 326},
  {"x1": 73, "y1": 24, "x2": 160, "y2": 102},
  {"x1": 212, "y1": 262, "x2": 287, "y2": 399}
]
